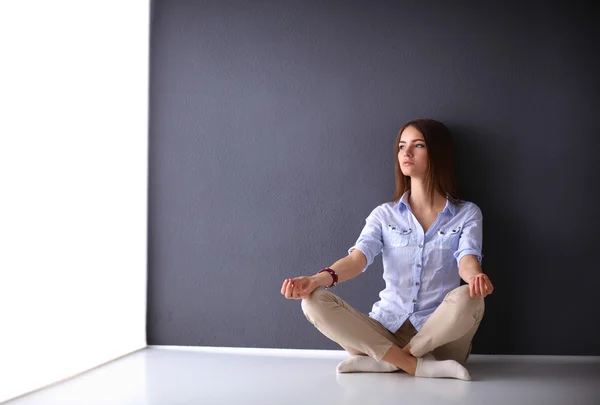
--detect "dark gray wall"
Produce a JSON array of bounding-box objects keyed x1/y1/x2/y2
[{"x1": 147, "y1": 0, "x2": 600, "y2": 355}]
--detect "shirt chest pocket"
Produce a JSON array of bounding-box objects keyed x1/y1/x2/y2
[
  {"x1": 435, "y1": 226, "x2": 461, "y2": 250},
  {"x1": 385, "y1": 225, "x2": 412, "y2": 247}
]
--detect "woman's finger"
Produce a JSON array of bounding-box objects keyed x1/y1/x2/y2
[
  {"x1": 473, "y1": 277, "x2": 480, "y2": 296},
  {"x1": 487, "y1": 276, "x2": 494, "y2": 289},
  {"x1": 285, "y1": 279, "x2": 294, "y2": 299},
  {"x1": 486, "y1": 279, "x2": 494, "y2": 294},
  {"x1": 469, "y1": 280, "x2": 475, "y2": 297},
  {"x1": 482, "y1": 275, "x2": 492, "y2": 293},
  {"x1": 281, "y1": 279, "x2": 289, "y2": 296},
  {"x1": 291, "y1": 282, "x2": 298, "y2": 299},
  {"x1": 293, "y1": 279, "x2": 302, "y2": 299},
  {"x1": 479, "y1": 277, "x2": 485, "y2": 297}
]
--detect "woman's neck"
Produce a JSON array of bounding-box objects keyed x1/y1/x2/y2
[{"x1": 408, "y1": 181, "x2": 446, "y2": 213}]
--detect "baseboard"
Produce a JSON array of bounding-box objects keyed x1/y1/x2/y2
[{"x1": 147, "y1": 345, "x2": 348, "y2": 359}]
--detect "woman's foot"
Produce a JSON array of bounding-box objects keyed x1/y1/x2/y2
[
  {"x1": 414, "y1": 353, "x2": 471, "y2": 380},
  {"x1": 336, "y1": 355, "x2": 399, "y2": 373}
]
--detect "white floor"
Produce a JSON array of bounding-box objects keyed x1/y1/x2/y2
[{"x1": 5, "y1": 347, "x2": 600, "y2": 405}]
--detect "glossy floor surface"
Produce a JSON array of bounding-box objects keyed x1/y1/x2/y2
[{"x1": 5, "y1": 347, "x2": 600, "y2": 405}]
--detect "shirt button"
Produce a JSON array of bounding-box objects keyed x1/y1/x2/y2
[
  {"x1": 419, "y1": 244, "x2": 423, "y2": 248},
  {"x1": 417, "y1": 264, "x2": 421, "y2": 268},
  {"x1": 413, "y1": 299, "x2": 417, "y2": 303},
  {"x1": 416, "y1": 282, "x2": 420, "y2": 286}
]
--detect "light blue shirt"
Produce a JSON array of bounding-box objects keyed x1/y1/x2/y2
[{"x1": 348, "y1": 191, "x2": 483, "y2": 333}]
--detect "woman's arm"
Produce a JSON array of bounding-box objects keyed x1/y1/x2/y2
[
  {"x1": 311, "y1": 249, "x2": 367, "y2": 287},
  {"x1": 283, "y1": 207, "x2": 382, "y2": 300},
  {"x1": 281, "y1": 249, "x2": 367, "y2": 300},
  {"x1": 458, "y1": 254, "x2": 483, "y2": 282},
  {"x1": 459, "y1": 255, "x2": 494, "y2": 298}
]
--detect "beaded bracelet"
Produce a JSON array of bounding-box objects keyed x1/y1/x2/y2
[{"x1": 318, "y1": 267, "x2": 338, "y2": 289}]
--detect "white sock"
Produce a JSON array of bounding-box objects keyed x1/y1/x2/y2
[
  {"x1": 336, "y1": 355, "x2": 399, "y2": 373},
  {"x1": 415, "y1": 353, "x2": 471, "y2": 380}
]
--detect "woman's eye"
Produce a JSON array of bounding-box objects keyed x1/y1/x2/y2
[{"x1": 399, "y1": 144, "x2": 425, "y2": 150}]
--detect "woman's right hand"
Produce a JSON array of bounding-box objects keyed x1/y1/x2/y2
[{"x1": 281, "y1": 276, "x2": 319, "y2": 300}]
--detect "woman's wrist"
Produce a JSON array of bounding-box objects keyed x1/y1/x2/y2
[{"x1": 312, "y1": 271, "x2": 334, "y2": 287}]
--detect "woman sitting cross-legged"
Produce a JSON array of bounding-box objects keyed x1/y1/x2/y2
[{"x1": 280, "y1": 118, "x2": 494, "y2": 380}]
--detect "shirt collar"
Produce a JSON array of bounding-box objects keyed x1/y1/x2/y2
[
  {"x1": 397, "y1": 191, "x2": 411, "y2": 212},
  {"x1": 397, "y1": 191, "x2": 457, "y2": 217}
]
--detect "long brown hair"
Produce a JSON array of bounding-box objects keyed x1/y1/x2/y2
[{"x1": 391, "y1": 118, "x2": 462, "y2": 208}]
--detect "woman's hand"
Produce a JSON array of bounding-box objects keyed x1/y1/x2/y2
[
  {"x1": 281, "y1": 276, "x2": 319, "y2": 300},
  {"x1": 468, "y1": 273, "x2": 494, "y2": 298}
]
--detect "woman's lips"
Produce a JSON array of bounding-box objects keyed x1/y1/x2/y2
[{"x1": 402, "y1": 162, "x2": 414, "y2": 166}]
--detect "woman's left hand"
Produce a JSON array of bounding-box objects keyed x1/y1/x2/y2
[{"x1": 468, "y1": 273, "x2": 494, "y2": 298}]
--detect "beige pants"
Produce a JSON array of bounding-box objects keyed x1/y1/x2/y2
[{"x1": 301, "y1": 285, "x2": 484, "y2": 364}]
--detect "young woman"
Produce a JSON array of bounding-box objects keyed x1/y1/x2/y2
[{"x1": 280, "y1": 118, "x2": 494, "y2": 380}]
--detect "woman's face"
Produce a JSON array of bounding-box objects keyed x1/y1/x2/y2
[{"x1": 398, "y1": 126, "x2": 429, "y2": 178}]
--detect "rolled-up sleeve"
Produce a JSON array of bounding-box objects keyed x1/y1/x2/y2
[
  {"x1": 454, "y1": 203, "x2": 483, "y2": 265},
  {"x1": 347, "y1": 207, "x2": 384, "y2": 273}
]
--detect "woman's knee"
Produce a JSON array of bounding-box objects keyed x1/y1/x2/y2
[
  {"x1": 300, "y1": 288, "x2": 336, "y2": 317},
  {"x1": 445, "y1": 285, "x2": 485, "y2": 318}
]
